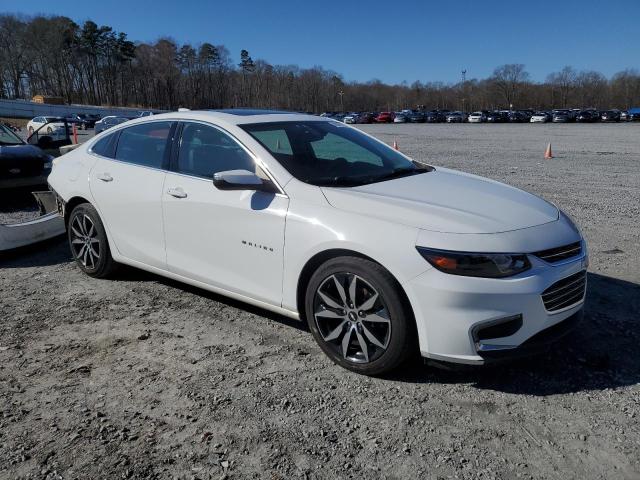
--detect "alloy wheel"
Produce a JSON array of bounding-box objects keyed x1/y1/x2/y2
[
  {"x1": 70, "y1": 214, "x2": 101, "y2": 269},
  {"x1": 313, "y1": 273, "x2": 391, "y2": 364}
]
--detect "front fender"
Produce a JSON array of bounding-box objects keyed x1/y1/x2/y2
[{"x1": 281, "y1": 200, "x2": 427, "y2": 312}]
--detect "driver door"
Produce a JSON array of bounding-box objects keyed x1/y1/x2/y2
[{"x1": 162, "y1": 121, "x2": 289, "y2": 306}]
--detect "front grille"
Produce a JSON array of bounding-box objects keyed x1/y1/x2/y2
[
  {"x1": 534, "y1": 241, "x2": 582, "y2": 263},
  {"x1": 541, "y1": 271, "x2": 587, "y2": 312}
]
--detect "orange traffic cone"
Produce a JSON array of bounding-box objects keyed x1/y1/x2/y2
[
  {"x1": 544, "y1": 143, "x2": 553, "y2": 159},
  {"x1": 393, "y1": 140, "x2": 399, "y2": 150}
]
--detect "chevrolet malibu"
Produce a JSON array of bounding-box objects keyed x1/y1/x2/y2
[{"x1": 48, "y1": 110, "x2": 588, "y2": 375}]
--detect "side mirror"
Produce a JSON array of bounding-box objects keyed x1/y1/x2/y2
[{"x1": 213, "y1": 169, "x2": 278, "y2": 193}]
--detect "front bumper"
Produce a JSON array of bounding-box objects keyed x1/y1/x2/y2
[
  {"x1": 477, "y1": 308, "x2": 581, "y2": 362},
  {"x1": 406, "y1": 247, "x2": 588, "y2": 365}
]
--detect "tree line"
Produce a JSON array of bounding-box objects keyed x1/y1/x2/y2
[{"x1": 1, "y1": 14, "x2": 639, "y2": 113}]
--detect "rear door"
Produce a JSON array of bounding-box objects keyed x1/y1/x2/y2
[
  {"x1": 90, "y1": 121, "x2": 175, "y2": 269},
  {"x1": 162, "y1": 121, "x2": 288, "y2": 306}
]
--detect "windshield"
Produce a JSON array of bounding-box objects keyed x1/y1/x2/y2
[
  {"x1": 0, "y1": 124, "x2": 24, "y2": 145},
  {"x1": 242, "y1": 121, "x2": 431, "y2": 187}
]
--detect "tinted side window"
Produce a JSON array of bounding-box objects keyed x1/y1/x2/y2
[
  {"x1": 177, "y1": 123, "x2": 255, "y2": 178},
  {"x1": 115, "y1": 122, "x2": 172, "y2": 169},
  {"x1": 91, "y1": 132, "x2": 118, "y2": 158}
]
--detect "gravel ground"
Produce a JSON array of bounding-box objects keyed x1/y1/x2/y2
[
  {"x1": 1, "y1": 123, "x2": 639, "y2": 480},
  {"x1": 0, "y1": 190, "x2": 42, "y2": 225}
]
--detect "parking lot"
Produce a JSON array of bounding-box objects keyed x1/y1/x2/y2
[{"x1": 1, "y1": 123, "x2": 639, "y2": 479}]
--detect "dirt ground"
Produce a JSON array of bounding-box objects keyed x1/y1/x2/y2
[{"x1": 1, "y1": 123, "x2": 639, "y2": 479}]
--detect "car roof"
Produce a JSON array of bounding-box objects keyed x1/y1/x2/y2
[{"x1": 114, "y1": 109, "x2": 323, "y2": 128}]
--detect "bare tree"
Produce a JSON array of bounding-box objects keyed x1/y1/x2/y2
[
  {"x1": 490, "y1": 64, "x2": 530, "y2": 107},
  {"x1": 0, "y1": 14, "x2": 638, "y2": 113},
  {"x1": 547, "y1": 66, "x2": 577, "y2": 108}
]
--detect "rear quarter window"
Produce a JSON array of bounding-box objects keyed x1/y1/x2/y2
[
  {"x1": 114, "y1": 122, "x2": 173, "y2": 169},
  {"x1": 90, "y1": 132, "x2": 118, "y2": 158}
]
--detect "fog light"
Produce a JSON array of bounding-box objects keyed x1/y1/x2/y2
[{"x1": 472, "y1": 314, "x2": 523, "y2": 343}]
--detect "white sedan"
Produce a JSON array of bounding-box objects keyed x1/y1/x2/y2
[
  {"x1": 48, "y1": 110, "x2": 587, "y2": 375},
  {"x1": 467, "y1": 112, "x2": 486, "y2": 123},
  {"x1": 530, "y1": 112, "x2": 551, "y2": 123},
  {"x1": 26, "y1": 116, "x2": 68, "y2": 140}
]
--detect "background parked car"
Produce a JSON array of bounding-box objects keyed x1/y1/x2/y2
[
  {"x1": 530, "y1": 112, "x2": 552, "y2": 123},
  {"x1": 552, "y1": 110, "x2": 571, "y2": 123},
  {"x1": 446, "y1": 111, "x2": 466, "y2": 123},
  {"x1": 356, "y1": 113, "x2": 374, "y2": 124},
  {"x1": 486, "y1": 111, "x2": 509, "y2": 123},
  {"x1": 374, "y1": 112, "x2": 394, "y2": 123},
  {"x1": 94, "y1": 116, "x2": 129, "y2": 134},
  {"x1": 26, "y1": 116, "x2": 68, "y2": 140},
  {"x1": 393, "y1": 113, "x2": 408, "y2": 123},
  {"x1": 343, "y1": 113, "x2": 360, "y2": 124},
  {"x1": 332, "y1": 113, "x2": 347, "y2": 122},
  {"x1": 625, "y1": 108, "x2": 640, "y2": 121},
  {"x1": 65, "y1": 114, "x2": 90, "y2": 130},
  {"x1": 76, "y1": 113, "x2": 101, "y2": 128},
  {"x1": 576, "y1": 110, "x2": 599, "y2": 122},
  {"x1": 0, "y1": 122, "x2": 54, "y2": 189},
  {"x1": 600, "y1": 110, "x2": 620, "y2": 122},
  {"x1": 508, "y1": 110, "x2": 528, "y2": 122},
  {"x1": 425, "y1": 110, "x2": 446, "y2": 123},
  {"x1": 468, "y1": 111, "x2": 487, "y2": 123},
  {"x1": 408, "y1": 111, "x2": 425, "y2": 123}
]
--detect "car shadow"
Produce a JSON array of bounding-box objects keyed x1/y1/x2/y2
[
  {"x1": 3, "y1": 239, "x2": 638, "y2": 394},
  {"x1": 0, "y1": 236, "x2": 69, "y2": 267},
  {"x1": 112, "y1": 265, "x2": 309, "y2": 333},
  {"x1": 389, "y1": 272, "x2": 640, "y2": 395}
]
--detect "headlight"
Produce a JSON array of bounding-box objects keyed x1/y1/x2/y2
[{"x1": 416, "y1": 247, "x2": 531, "y2": 278}]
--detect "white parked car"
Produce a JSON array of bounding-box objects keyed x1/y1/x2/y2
[
  {"x1": 27, "y1": 116, "x2": 68, "y2": 140},
  {"x1": 530, "y1": 112, "x2": 551, "y2": 123},
  {"x1": 48, "y1": 110, "x2": 588, "y2": 375},
  {"x1": 343, "y1": 113, "x2": 359, "y2": 124},
  {"x1": 467, "y1": 111, "x2": 486, "y2": 123},
  {"x1": 393, "y1": 113, "x2": 408, "y2": 123}
]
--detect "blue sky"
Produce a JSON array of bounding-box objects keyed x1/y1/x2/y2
[{"x1": 7, "y1": 0, "x2": 640, "y2": 84}]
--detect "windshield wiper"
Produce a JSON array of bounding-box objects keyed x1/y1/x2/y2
[
  {"x1": 369, "y1": 166, "x2": 427, "y2": 183},
  {"x1": 313, "y1": 176, "x2": 366, "y2": 187},
  {"x1": 313, "y1": 166, "x2": 430, "y2": 188}
]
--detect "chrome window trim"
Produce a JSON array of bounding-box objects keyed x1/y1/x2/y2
[
  {"x1": 87, "y1": 119, "x2": 175, "y2": 172},
  {"x1": 86, "y1": 117, "x2": 288, "y2": 197},
  {"x1": 87, "y1": 118, "x2": 176, "y2": 156}
]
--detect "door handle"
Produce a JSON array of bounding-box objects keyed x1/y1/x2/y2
[
  {"x1": 167, "y1": 187, "x2": 187, "y2": 199},
  {"x1": 97, "y1": 173, "x2": 113, "y2": 182}
]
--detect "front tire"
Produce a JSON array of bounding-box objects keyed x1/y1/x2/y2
[
  {"x1": 304, "y1": 256, "x2": 416, "y2": 375},
  {"x1": 67, "y1": 203, "x2": 117, "y2": 278}
]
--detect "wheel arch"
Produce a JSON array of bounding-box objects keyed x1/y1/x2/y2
[
  {"x1": 295, "y1": 248, "x2": 416, "y2": 327},
  {"x1": 64, "y1": 196, "x2": 93, "y2": 227}
]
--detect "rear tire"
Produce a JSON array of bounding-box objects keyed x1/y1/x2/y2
[
  {"x1": 67, "y1": 203, "x2": 118, "y2": 278},
  {"x1": 304, "y1": 256, "x2": 416, "y2": 375}
]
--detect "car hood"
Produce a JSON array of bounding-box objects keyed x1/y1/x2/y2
[
  {"x1": 0, "y1": 144, "x2": 47, "y2": 161},
  {"x1": 321, "y1": 167, "x2": 559, "y2": 234}
]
